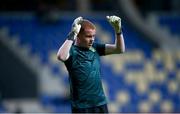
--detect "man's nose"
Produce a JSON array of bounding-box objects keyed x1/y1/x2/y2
[{"x1": 91, "y1": 37, "x2": 95, "y2": 41}]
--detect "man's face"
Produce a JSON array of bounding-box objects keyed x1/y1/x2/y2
[{"x1": 78, "y1": 29, "x2": 96, "y2": 48}]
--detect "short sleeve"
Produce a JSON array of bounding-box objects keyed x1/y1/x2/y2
[{"x1": 93, "y1": 43, "x2": 105, "y2": 56}]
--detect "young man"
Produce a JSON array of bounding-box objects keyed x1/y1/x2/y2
[{"x1": 57, "y1": 16, "x2": 125, "y2": 113}]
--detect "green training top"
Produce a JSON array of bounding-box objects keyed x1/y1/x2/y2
[{"x1": 64, "y1": 43, "x2": 107, "y2": 108}]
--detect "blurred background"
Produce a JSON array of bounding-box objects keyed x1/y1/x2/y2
[{"x1": 0, "y1": 0, "x2": 180, "y2": 113}]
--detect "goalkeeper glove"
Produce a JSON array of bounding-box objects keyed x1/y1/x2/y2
[
  {"x1": 106, "y1": 15, "x2": 122, "y2": 34},
  {"x1": 67, "y1": 16, "x2": 83, "y2": 41}
]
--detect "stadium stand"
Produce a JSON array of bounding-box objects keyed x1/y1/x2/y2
[
  {"x1": 0, "y1": 14, "x2": 179, "y2": 113},
  {"x1": 158, "y1": 14, "x2": 180, "y2": 36}
]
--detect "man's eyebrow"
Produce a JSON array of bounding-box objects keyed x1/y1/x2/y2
[{"x1": 85, "y1": 34, "x2": 95, "y2": 36}]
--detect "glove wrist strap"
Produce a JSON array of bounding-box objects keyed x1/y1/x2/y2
[
  {"x1": 67, "y1": 31, "x2": 77, "y2": 41},
  {"x1": 116, "y1": 27, "x2": 123, "y2": 35},
  {"x1": 116, "y1": 30, "x2": 122, "y2": 35}
]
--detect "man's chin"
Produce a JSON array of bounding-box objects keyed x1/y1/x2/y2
[
  {"x1": 89, "y1": 44, "x2": 93, "y2": 46},
  {"x1": 88, "y1": 45, "x2": 92, "y2": 48}
]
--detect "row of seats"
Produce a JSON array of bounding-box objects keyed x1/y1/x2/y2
[{"x1": 158, "y1": 15, "x2": 180, "y2": 36}]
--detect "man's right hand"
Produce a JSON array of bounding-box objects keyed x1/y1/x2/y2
[
  {"x1": 67, "y1": 17, "x2": 83, "y2": 41},
  {"x1": 71, "y1": 16, "x2": 83, "y2": 35}
]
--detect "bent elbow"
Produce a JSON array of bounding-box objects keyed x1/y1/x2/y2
[
  {"x1": 57, "y1": 55, "x2": 61, "y2": 61},
  {"x1": 120, "y1": 48, "x2": 125, "y2": 53},
  {"x1": 57, "y1": 53, "x2": 69, "y2": 62},
  {"x1": 57, "y1": 54, "x2": 64, "y2": 61},
  {"x1": 116, "y1": 48, "x2": 125, "y2": 54}
]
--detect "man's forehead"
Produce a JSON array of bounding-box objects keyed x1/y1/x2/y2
[{"x1": 84, "y1": 29, "x2": 96, "y2": 34}]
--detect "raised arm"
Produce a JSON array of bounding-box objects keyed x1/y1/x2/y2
[
  {"x1": 105, "y1": 15, "x2": 125, "y2": 55},
  {"x1": 57, "y1": 17, "x2": 83, "y2": 61}
]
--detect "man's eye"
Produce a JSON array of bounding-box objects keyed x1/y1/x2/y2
[{"x1": 87, "y1": 36, "x2": 91, "y2": 37}]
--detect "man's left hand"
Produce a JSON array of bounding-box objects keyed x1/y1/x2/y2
[{"x1": 106, "y1": 15, "x2": 122, "y2": 34}]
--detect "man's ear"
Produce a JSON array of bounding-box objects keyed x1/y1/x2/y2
[
  {"x1": 77, "y1": 32, "x2": 82, "y2": 38},
  {"x1": 76, "y1": 34, "x2": 81, "y2": 41},
  {"x1": 77, "y1": 34, "x2": 80, "y2": 39},
  {"x1": 77, "y1": 33, "x2": 80, "y2": 37}
]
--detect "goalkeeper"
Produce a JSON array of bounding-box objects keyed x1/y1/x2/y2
[{"x1": 57, "y1": 15, "x2": 125, "y2": 113}]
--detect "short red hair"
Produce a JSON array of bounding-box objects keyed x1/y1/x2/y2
[{"x1": 79, "y1": 19, "x2": 96, "y2": 34}]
